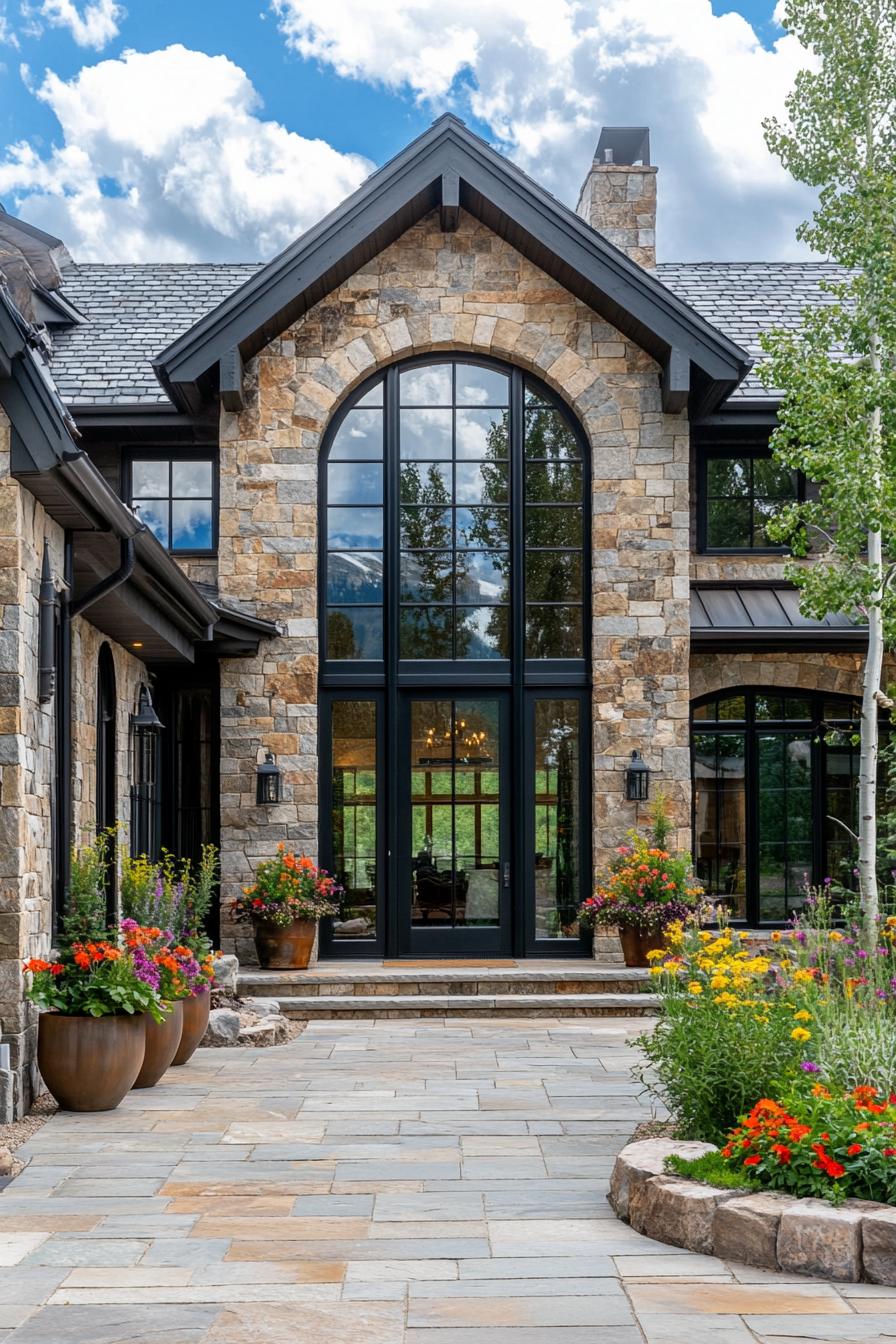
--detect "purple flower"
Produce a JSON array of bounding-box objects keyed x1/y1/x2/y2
[{"x1": 800, "y1": 1061, "x2": 821, "y2": 1073}]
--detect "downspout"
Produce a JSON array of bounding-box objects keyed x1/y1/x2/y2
[
  {"x1": 69, "y1": 534, "x2": 137, "y2": 619},
  {"x1": 54, "y1": 534, "x2": 73, "y2": 934}
]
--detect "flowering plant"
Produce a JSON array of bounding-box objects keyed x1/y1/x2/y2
[
  {"x1": 581, "y1": 833, "x2": 706, "y2": 932},
  {"x1": 120, "y1": 921, "x2": 206, "y2": 1001},
  {"x1": 719, "y1": 1086, "x2": 896, "y2": 1204},
  {"x1": 23, "y1": 942, "x2": 164, "y2": 1021},
  {"x1": 234, "y1": 845, "x2": 341, "y2": 927}
]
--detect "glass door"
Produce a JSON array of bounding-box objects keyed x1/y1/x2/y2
[{"x1": 397, "y1": 694, "x2": 510, "y2": 955}]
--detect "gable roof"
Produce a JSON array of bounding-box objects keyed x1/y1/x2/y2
[
  {"x1": 153, "y1": 114, "x2": 751, "y2": 417},
  {"x1": 44, "y1": 257, "x2": 844, "y2": 414}
]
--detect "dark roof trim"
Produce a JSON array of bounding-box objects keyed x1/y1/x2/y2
[
  {"x1": 0, "y1": 285, "x2": 217, "y2": 638},
  {"x1": 206, "y1": 595, "x2": 280, "y2": 656},
  {"x1": 154, "y1": 115, "x2": 751, "y2": 414}
]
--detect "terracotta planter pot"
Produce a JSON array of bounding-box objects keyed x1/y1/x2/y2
[
  {"x1": 172, "y1": 991, "x2": 211, "y2": 1066},
  {"x1": 133, "y1": 1000, "x2": 184, "y2": 1089},
  {"x1": 253, "y1": 916, "x2": 317, "y2": 969},
  {"x1": 618, "y1": 926, "x2": 669, "y2": 968},
  {"x1": 38, "y1": 1012, "x2": 146, "y2": 1112}
]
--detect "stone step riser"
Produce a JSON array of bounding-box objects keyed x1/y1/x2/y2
[
  {"x1": 273, "y1": 992, "x2": 659, "y2": 1020},
  {"x1": 240, "y1": 982, "x2": 646, "y2": 998}
]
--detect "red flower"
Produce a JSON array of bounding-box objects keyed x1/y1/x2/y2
[
  {"x1": 771, "y1": 1144, "x2": 792, "y2": 1164},
  {"x1": 743, "y1": 1154, "x2": 762, "y2": 1167},
  {"x1": 846, "y1": 1144, "x2": 863, "y2": 1157},
  {"x1": 884, "y1": 1148, "x2": 896, "y2": 1158}
]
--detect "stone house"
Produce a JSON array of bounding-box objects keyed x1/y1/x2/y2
[{"x1": 0, "y1": 117, "x2": 870, "y2": 1117}]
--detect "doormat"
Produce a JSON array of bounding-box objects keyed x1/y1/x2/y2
[{"x1": 382, "y1": 959, "x2": 518, "y2": 968}]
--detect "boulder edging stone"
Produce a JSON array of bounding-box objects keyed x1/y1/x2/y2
[{"x1": 610, "y1": 1139, "x2": 896, "y2": 1284}]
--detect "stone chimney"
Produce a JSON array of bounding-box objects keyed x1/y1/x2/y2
[{"x1": 576, "y1": 127, "x2": 656, "y2": 269}]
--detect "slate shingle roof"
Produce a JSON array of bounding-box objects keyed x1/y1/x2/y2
[
  {"x1": 48, "y1": 258, "x2": 846, "y2": 408},
  {"x1": 655, "y1": 261, "x2": 847, "y2": 400},
  {"x1": 52, "y1": 262, "x2": 261, "y2": 405}
]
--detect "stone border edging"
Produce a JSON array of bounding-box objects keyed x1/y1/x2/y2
[{"x1": 609, "y1": 1139, "x2": 896, "y2": 1284}]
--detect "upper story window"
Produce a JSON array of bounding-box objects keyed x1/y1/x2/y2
[
  {"x1": 699, "y1": 448, "x2": 799, "y2": 553},
  {"x1": 322, "y1": 357, "x2": 587, "y2": 669},
  {"x1": 129, "y1": 455, "x2": 216, "y2": 554}
]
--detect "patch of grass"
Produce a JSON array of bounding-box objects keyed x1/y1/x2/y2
[{"x1": 664, "y1": 1149, "x2": 761, "y2": 1192}]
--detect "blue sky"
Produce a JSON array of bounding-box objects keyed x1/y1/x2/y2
[{"x1": 0, "y1": 1, "x2": 816, "y2": 263}]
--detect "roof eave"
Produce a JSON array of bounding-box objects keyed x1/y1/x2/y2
[{"x1": 154, "y1": 116, "x2": 752, "y2": 415}]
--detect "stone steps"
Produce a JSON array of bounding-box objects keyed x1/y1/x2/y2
[
  {"x1": 267, "y1": 992, "x2": 659, "y2": 1019},
  {"x1": 236, "y1": 963, "x2": 657, "y2": 1018},
  {"x1": 238, "y1": 965, "x2": 650, "y2": 1000}
]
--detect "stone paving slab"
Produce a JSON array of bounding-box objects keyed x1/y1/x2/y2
[{"x1": 0, "y1": 1017, "x2": 889, "y2": 1342}]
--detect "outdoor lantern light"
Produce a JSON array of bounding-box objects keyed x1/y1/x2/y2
[
  {"x1": 625, "y1": 749, "x2": 650, "y2": 801},
  {"x1": 130, "y1": 685, "x2": 164, "y2": 734},
  {"x1": 256, "y1": 750, "x2": 282, "y2": 805}
]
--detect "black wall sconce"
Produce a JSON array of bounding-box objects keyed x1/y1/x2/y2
[
  {"x1": 256, "y1": 750, "x2": 282, "y2": 805},
  {"x1": 131, "y1": 684, "x2": 164, "y2": 735},
  {"x1": 625, "y1": 749, "x2": 650, "y2": 801}
]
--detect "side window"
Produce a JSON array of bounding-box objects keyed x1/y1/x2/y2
[
  {"x1": 129, "y1": 456, "x2": 216, "y2": 553},
  {"x1": 700, "y1": 450, "x2": 798, "y2": 552}
]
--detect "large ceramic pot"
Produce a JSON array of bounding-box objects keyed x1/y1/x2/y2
[
  {"x1": 618, "y1": 926, "x2": 668, "y2": 968},
  {"x1": 253, "y1": 916, "x2": 317, "y2": 969},
  {"x1": 172, "y1": 992, "x2": 211, "y2": 1066},
  {"x1": 38, "y1": 1012, "x2": 146, "y2": 1112},
  {"x1": 133, "y1": 1000, "x2": 184, "y2": 1089}
]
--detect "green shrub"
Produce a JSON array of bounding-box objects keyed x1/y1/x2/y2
[{"x1": 664, "y1": 1150, "x2": 760, "y2": 1191}]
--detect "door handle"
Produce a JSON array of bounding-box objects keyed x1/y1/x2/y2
[{"x1": 502, "y1": 862, "x2": 511, "y2": 889}]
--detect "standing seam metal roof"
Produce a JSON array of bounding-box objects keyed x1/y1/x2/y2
[{"x1": 47, "y1": 257, "x2": 847, "y2": 408}]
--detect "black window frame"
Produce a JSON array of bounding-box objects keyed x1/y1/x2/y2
[
  {"x1": 690, "y1": 687, "x2": 869, "y2": 926},
  {"x1": 318, "y1": 355, "x2": 592, "y2": 958},
  {"x1": 125, "y1": 449, "x2": 219, "y2": 557},
  {"x1": 697, "y1": 443, "x2": 803, "y2": 555}
]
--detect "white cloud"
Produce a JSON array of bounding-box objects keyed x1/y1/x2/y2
[
  {"x1": 0, "y1": 44, "x2": 372, "y2": 261},
  {"x1": 39, "y1": 0, "x2": 124, "y2": 49},
  {"x1": 0, "y1": 4, "x2": 19, "y2": 45},
  {"x1": 273, "y1": 0, "x2": 817, "y2": 260}
]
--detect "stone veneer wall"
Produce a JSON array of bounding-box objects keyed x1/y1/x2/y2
[
  {"x1": 70, "y1": 621, "x2": 147, "y2": 848},
  {"x1": 0, "y1": 410, "x2": 149, "y2": 1118},
  {"x1": 690, "y1": 650, "x2": 867, "y2": 703},
  {"x1": 215, "y1": 208, "x2": 692, "y2": 956}
]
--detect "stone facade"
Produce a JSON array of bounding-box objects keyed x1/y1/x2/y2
[
  {"x1": 690, "y1": 650, "x2": 866, "y2": 703},
  {"x1": 0, "y1": 409, "x2": 149, "y2": 1119},
  {"x1": 215, "y1": 207, "x2": 691, "y2": 951},
  {"x1": 577, "y1": 163, "x2": 658, "y2": 270}
]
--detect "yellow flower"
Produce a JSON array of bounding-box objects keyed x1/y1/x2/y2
[
  {"x1": 697, "y1": 931, "x2": 712, "y2": 943},
  {"x1": 649, "y1": 966, "x2": 665, "y2": 976},
  {"x1": 771, "y1": 930, "x2": 782, "y2": 943},
  {"x1": 828, "y1": 930, "x2": 844, "y2": 942},
  {"x1": 646, "y1": 949, "x2": 665, "y2": 962},
  {"x1": 793, "y1": 968, "x2": 815, "y2": 984},
  {"x1": 791, "y1": 1026, "x2": 811, "y2": 1043},
  {"x1": 709, "y1": 974, "x2": 729, "y2": 990},
  {"x1": 687, "y1": 981, "x2": 703, "y2": 996},
  {"x1": 793, "y1": 1009, "x2": 812, "y2": 1022}
]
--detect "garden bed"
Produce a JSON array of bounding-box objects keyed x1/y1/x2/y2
[{"x1": 610, "y1": 1138, "x2": 896, "y2": 1284}]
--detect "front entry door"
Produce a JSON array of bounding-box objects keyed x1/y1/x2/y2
[{"x1": 397, "y1": 694, "x2": 511, "y2": 955}]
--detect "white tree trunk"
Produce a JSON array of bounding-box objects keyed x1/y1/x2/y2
[{"x1": 858, "y1": 315, "x2": 884, "y2": 943}]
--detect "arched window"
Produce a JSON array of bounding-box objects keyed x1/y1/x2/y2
[
  {"x1": 320, "y1": 356, "x2": 590, "y2": 957},
  {"x1": 691, "y1": 689, "x2": 869, "y2": 925}
]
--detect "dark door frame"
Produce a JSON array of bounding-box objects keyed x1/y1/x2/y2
[{"x1": 318, "y1": 354, "x2": 592, "y2": 959}]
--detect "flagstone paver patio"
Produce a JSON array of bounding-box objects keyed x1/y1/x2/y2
[{"x1": 1, "y1": 1017, "x2": 895, "y2": 1343}]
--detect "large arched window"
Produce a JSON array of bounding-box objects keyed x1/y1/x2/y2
[
  {"x1": 320, "y1": 356, "x2": 590, "y2": 958},
  {"x1": 691, "y1": 689, "x2": 869, "y2": 925}
]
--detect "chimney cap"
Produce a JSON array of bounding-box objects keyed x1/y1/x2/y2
[{"x1": 595, "y1": 127, "x2": 650, "y2": 167}]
